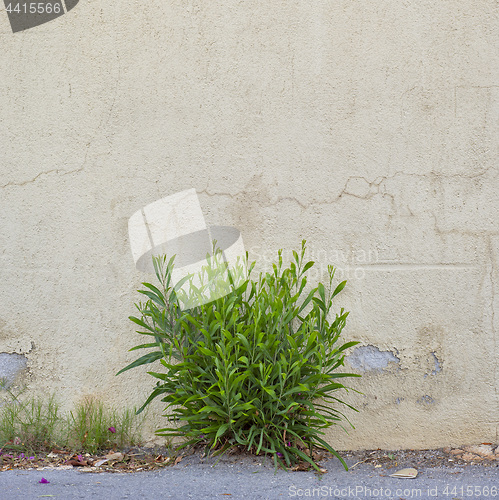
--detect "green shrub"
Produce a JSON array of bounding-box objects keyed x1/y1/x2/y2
[{"x1": 119, "y1": 241, "x2": 360, "y2": 470}]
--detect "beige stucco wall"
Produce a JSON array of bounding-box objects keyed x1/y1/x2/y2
[{"x1": 0, "y1": 1, "x2": 497, "y2": 450}]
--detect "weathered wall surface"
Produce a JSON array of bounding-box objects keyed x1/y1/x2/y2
[{"x1": 0, "y1": 1, "x2": 497, "y2": 449}]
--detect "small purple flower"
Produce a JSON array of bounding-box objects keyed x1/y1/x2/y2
[
  {"x1": 19, "y1": 453, "x2": 25, "y2": 459},
  {"x1": 29, "y1": 456, "x2": 35, "y2": 460},
  {"x1": 286, "y1": 442, "x2": 291, "y2": 447},
  {"x1": 108, "y1": 427, "x2": 116, "y2": 434},
  {"x1": 39, "y1": 478, "x2": 49, "y2": 484},
  {"x1": 77, "y1": 455, "x2": 83, "y2": 462},
  {"x1": 276, "y1": 452, "x2": 283, "y2": 458},
  {"x1": 199, "y1": 434, "x2": 205, "y2": 439}
]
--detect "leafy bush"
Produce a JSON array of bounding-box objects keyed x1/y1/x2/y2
[{"x1": 119, "y1": 241, "x2": 360, "y2": 470}]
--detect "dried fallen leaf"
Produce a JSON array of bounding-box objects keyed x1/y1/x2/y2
[
  {"x1": 67, "y1": 459, "x2": 87, "y2": 467},
  {"x1": 174, "y1": 456, "x2": 183, "y2": 466},
  {"x1": 105, "y1": 452, "x2": 124, "y2": 461},
  {"x1": 95, "y1": 459, "x2": 108, "y2": 467},
  {"x1": 290, "y1": 461, "x2": 310, "y2": 472},
  {"x1": 389, "y1": 468, "x2": 418, "y2": 478}
]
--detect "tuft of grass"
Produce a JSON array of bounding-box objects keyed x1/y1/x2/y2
[
  {"x1": 0, "y1": 383, "x2": 144, "y2": 455},
  {"x1": 68, "y1": 397, "x2": 144, "y2": 454},
  {"x1": 0, "y1": 382, "x2": 62, "y2": 454}
]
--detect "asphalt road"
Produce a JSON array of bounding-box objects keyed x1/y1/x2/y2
[{"x1": 1, "y1": 455, "x2": 498, "y2": 500}]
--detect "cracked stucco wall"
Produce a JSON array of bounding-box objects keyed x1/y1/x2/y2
[{"x1": 0, "y1": 1, "x2": 498, "y2": 449}]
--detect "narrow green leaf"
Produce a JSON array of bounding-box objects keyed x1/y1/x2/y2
[
  {"x1": 332, "y1": 280, "x2": 347, "y2": 299},
  {"x1": 129, "y1": 343, "x2": 162, "y2": 351},
  {"x1": 116, "y1": 351, "x2": 163, "y2": 376}
]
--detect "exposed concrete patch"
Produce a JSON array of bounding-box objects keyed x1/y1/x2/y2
[
  {"x1": 0, "y1": 353, "x2": 28, "y2": 389},
  {"x1": 430, "y1": 352, "x2": 442, "y2": 375},
  {"x1": 417, "y1": 395, "x2": 436, "y2": 405},
  {"x1": 424, "y1": 352, "x2": 443, "y2": 378},
  {"x1": 346, "y1": 345, "x2": 400, "y2": 373}
]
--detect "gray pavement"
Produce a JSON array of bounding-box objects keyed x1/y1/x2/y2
[{"x1": 1, "y1": 456, "x2": 498, "y2": 500}]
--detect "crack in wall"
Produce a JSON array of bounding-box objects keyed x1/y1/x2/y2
[
  {"x1": 200, "y1": 165, "x2": 499, "y2": 209},
  {"x1": 0, "y1": 166, "x2": 86, "y2": 189},
  {"x1": 1, "y1": 50, "x2": 121, "y2": 192}
]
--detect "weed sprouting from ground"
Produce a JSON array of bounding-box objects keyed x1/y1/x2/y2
[
  {"x1": 68, "y1": 397, "x2": 144, "y2": 453},
  {"x1": 0, "y1": 381, "x2": 61, "y2": 453},
  {"x1": 119, "y1": 241, "x2": 360, "y2": 471},
  {"x1": 0, "y1": 382, "x2": 144, "y2": 455}
]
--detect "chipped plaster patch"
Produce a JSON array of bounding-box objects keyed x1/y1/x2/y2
[
  {"x1": 430, "y1": 352, "x2": 442, "y2": 375},
  {"x1": 423, "y1": 352, "x2": 443, "y2": 378},
  {"x1": 346, "y1": 345, "x2": 400, "y2": 373},
  {"x1": 0, "y1": 353, "x2": 28, "y2": 389},
  {"x1": 417, "y1": 395, "x2": 435, "y2": 405}
]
